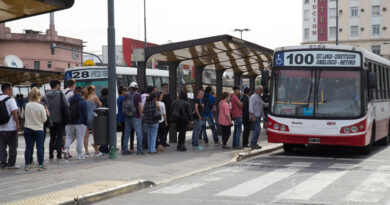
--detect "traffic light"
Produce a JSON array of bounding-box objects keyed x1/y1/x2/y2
[{"x1": 50, "y1": 43, "x2": 56, "y2": 55}]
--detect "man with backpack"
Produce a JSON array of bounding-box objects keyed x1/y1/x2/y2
[
  {"x1": 122, "y1": 82, "x2": 144, "y2": 155},
  {"x1": 45, "y1": 80, "x2": 69, "y2": 160},
  {"x1": 63, "y1": 86, "x2": 88, "y2": 160},
  {"x1": 0, "y1": 83, "x2": 20, "y2": 169},
  {"x1": 201, "y1": 86, "x2": 219, "y2": 145},
  {"x1": 63, "y1": 79, "x2": 76, "y2": 101}
]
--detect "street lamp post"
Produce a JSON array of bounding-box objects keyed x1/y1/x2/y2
[
  {"x1": 233, "y1": 28, "x2": 250, "y2": 40},
  {"x1": 336, "y1": 0, "x2": 339, "y2": 45}
]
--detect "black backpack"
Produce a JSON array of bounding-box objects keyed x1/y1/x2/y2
[
  {"x1": 0, "y1": 96, "x2": 11, "y2": 125},
  {"x1": 123, "y1": 93, "x2": 136, "y2": 117},
  {"x1": 69, "y1": 98, "x2": 81, "y2": 123}
]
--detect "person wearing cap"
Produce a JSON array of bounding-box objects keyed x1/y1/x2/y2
[
  {"x1": 123, "y1": 82, "x2": 145, "y2": 155},
  {"x1": 231, "y1": 86, "x2": 243, "y2": 149}
]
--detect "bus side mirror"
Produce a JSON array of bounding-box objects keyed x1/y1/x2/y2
[{"x1": 369, "y1": 72, "x2": 377, "y2": 89}]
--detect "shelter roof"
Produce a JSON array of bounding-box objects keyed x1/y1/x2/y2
[
  {"x1": 146, "y1": 35, "x2": 273, "y2": 76},
  {"x1": 0, "y1": 66, "x2": 63, "y2": 86}
]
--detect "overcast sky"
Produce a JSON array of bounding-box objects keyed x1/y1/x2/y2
[{"x1": 6, "y1": 0, "x2": 302, "y2": 54}]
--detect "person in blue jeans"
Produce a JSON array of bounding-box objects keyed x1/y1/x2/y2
[
  {"x1": 201, "y1": 86, "x2": 219, "y2": 145},
  {"x1": 143, "y1": 92, "x2": 160, "y2": 154},
  {"x1": 192, "y1": 90, "x2": 205, "y2": 150},
  {"x1": 23, "y1": 87, "x2": 48, "y2": 171},
  {"x1": 231, "y1": 86, "x2": 243, "y2": 149},
  {"x1": 123, "y1": 82, "x2": 145, "y2": 155},
  {"x1": 249, "y1": 86, "x2": 268, "y2": 149}
]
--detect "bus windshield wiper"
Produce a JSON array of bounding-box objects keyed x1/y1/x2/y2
[{"x1": 306, "y1": 70, "x2": 314, "y2": 107}]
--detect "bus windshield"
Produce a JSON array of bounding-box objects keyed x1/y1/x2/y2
[
  {"x1": 271, "y1": 69, "x2": 361, "y2": 118},
  {"x1": 75, "y1": 80, "x2": 108, "y2": 96}
]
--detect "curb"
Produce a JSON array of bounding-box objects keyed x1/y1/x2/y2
[
  {"x1": 58, "y1": 180, "x2": 155, "y2": 205},
  {"x1": 234, "y1": 144, "x2": 283, "y2": 162}
]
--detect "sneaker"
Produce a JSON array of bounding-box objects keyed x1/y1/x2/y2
[
  {"x1": 250, "y1": 144, "x2": 262, "y2": 150},
  {"x1": 136, "y1": 151, "x2": 145, "y2": 155},
  {"x1": 157, "y1": 145, "x2": 165, "y2": 152},
  {"x1": 193, "y1": 146, "x2": 205, "y2": 151},
  {"x1": 94, "y1": 152, "x2": 103, "y2": 157},
  {"x1": 243, "y1": 144, "x2": 250, "y2": 148},
  {"x1": 78, "y1": 155, "x2": 85, "y2": 160},
  {"x1": 24, "y1": 165, "x2": 31, "y2": 171},
  {"x1": 68, "y1": 152, "x2": 73, "y2": 158},
  {"x1": 233, "y1": 145, "x2": 243, "y2": 150},
  {"x1": 62, "y1": 150, "x2": 69, "y2": 160},
  {"x1": 85, "y1": 153, "x2": 91, "y2": 158},
  {"x1": 214, "y1": 142, "x2": 221, "y2": 146},
  {"x1": 0, "y1": 162, "x2": 7, "y2": 169},
  {"x1": 222, "y1": 145, "x2": 231, "y2": 149},
  {"x1": 6, "y1": 165, "x2": 20, "y2": 169},
  {"x1": 37, "y1": 165, "x2": 46, "y2": 171}
]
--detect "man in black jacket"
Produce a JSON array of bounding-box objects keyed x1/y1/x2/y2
[{"x1": 241, "y1": 87, "x2": 251, "y2": 148}]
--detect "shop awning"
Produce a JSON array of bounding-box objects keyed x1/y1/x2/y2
[
  {"x1": 0, "y1": 0, "x2": 74, "y2": 23},
  {"x1": 0, "y1": 66, "x2": 63, "y2": 85}
]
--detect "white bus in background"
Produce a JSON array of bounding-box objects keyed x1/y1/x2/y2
[
  {"x1": 268, "y1": 45, "x2": 390, "y2": 155},
  {"x1": 64, "y1": 66, "x2": 169, "y2": 96}
]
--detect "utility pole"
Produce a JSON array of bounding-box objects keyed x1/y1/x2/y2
[
  {"x1": 336, "y1": 0, "x2": 339, "y2": 45},
  {"x1": 107, "y1": 0, "x2": 117, "y2": 159}
]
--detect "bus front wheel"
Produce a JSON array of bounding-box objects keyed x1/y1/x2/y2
[
  {"x1": 283, "y1": 143, "x2": 295, "y2": 153},
  {"x1": 361, "y1": 127, "x2": 375, "y2": 155}
]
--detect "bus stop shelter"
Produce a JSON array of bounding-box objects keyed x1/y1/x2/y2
[
  {"x1": 136, "y1": 34, "x2": 274, "y2": 142},
  {"x1": 0, "y1": 66, "x2": 64, "y2": 86}
]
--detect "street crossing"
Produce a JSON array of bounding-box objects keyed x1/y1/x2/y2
[{"x1": 146, "y1": 157, "x2": 390, "y2": 204}]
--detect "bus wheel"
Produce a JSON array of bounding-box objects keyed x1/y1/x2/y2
[
  {"x1": 361, "y1": 127, "x2": 375, "y2": 155},
  {"x1": 283, "y1": 143, "x2": 295, "y2": 153},
  {"x1": 379, "y1": 122, "x2": 390, "y2": 146}
]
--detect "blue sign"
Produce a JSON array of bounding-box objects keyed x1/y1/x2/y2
[
  {"x1": 65, "y1": 71, "x2": 72, "y2": 80},
  {"x1": 274, "y1": 52, "x2": 284, "y2": 66},
  {"x1": 303, "y1": 107, "x2": 313, "y2": 116}
]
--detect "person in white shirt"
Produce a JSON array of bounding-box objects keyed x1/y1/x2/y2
[
  {"x1": 156, "y1": 92, "x2": 167, "y2": 152},
  {"x1": 0, "y1": 83, "x2": 20, "y2": 169},
  {"x1": 23, "y1": 87, "x2": 48, "y2": 171},
  {"x1": 63, "y1": 79, "x2": 76, "y2": 101}
]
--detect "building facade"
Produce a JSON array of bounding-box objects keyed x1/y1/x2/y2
[
  {"x1": 302, "y1": 0, "x2": 390, "y2": 60},
  {"x1": 0, "y1": 14, "x2": 83, "y2": 72}
]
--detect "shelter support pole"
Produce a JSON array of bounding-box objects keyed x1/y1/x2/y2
[
  {"x1": 195, "y1": 66, "x2": 205, "y2": 96},
  {"x1": 234, "y1": 73, "x2": 243, "y2": 87},
  {"x1": 215, "y1": 69, "x2": 224, "y2": 135},
  {"x1": 137, "y1": 61, "x2": 147, "y2": 92},
  {"x1": 249, "y1": 75, "x2": 256, "y2": 94},
  {"x1": 168, "y1": 61, "x2": 181, "y2": 143}
]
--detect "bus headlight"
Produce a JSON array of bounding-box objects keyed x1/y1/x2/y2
[
  {"x1": 351, "y1": 126, "x2": 358, "y2": 133},
  {"x1": 280, "y1": 125, "x2": 286, "y2": 131},
  {"x1": 343, "y1": 127, "x2": 351, "y2": 133},
  {"x1": 273, "y1": 124, "x2": 280, "y2": 130}
]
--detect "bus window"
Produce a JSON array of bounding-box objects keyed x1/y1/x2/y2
[
  {"x1": 127, "y1": 75, "x2": 136, "y2": 86},
  {"x1": 12, "y1": 87, "x2": 19, "y2": 95},
  {"x1": 117, "y1": 75, "x2": 124, "y2": 87},
  {"x1": 147, "y1": 76, "x2": 154, "y2": 87},
  {"x1": 162, "y1": 77, "x2": 169, "y2": 84},
  {"x1": 154, "y1": 77, "x2": 161, "y2": 90},
  {"x1": 20, "y1": 87, "x2": 29, "y2": 97}
]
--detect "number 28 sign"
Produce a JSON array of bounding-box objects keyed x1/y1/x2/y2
[
  {"x1": 273, "y1": 50, "x2": 361, "y2": 68},
  {"x1": 64, "y1": 69, "x2": 108, "y2": 80}
]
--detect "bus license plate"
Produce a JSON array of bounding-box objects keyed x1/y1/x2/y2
[{"x1": 309, "y1": 138, "x2": 320, "y2": 144}]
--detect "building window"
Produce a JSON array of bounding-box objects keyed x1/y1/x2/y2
[
  {"x1": 372, "y1": 45, "x2": 381, "y2": 55},
  {"x1": 304, "y1": 0, "x2": 309, "y2": 4},
  {"x1": 72, "y1": 49, "x2": 79, "y2": 60},
  {"x1": 351, "y1": 7, "x2": 359, "y2": 17},
  {"x1": 34, "y1": 61, "x2": 40, "y2": 70},
  {"x1": 372, "y1": 5, "x2": 381, "y2": 16},
  {"x1": 48, "y1": 61, "x2": 52, "y2": 69},
  {"x1": 350, "y1": 26, "x2": 359, "y2": 37},
  {"x1": 329, "y1": 8, "x2": 337, "y2": 18},
  {"x1": 372, "y1": 24, "x2": 381, "y2": 35},
  {"x1": 329, "y1": 27, "x2": 336, "y2": 39},
  {"x1": 304, "y1": 28, "x2": 309, "y2": 40},
  {"x1": 304, "y1": 10, "x2": 309, "y2": 21},
  {"x1": 68, "y1": 63, "x2": 71, "y2": 68}
]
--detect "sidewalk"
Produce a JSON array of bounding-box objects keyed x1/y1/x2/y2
[{"x1": 2, "y1": 127, "x2": 281, "y2": 204}]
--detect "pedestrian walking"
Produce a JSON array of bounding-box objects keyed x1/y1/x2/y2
[
  {"x1": 23, "y1": 87, "x2": 47, "y2": 171},
  {"x1": 143, "y1": 92, "x2": 161, "y2": 154},
  {"x1": 159, "y1": 83, "x2": 171, "y2": 147},
  {"x1": 192, "y1": 90, "x2": 205, "y2": 151},
  {"x1": 249, "y1": 86, "x2": 267, "y2": 149},
  {"x1": 156, "y1": 92, "x2": 167, "y2": 152},
  {"x1": 231, "y1": 86, "x2": 243, "y2": 149},
  {"x1": 122, "y1": 82, "x2": 144, "y2": 155},
  {"x1": 218, "y1": 92, "x2": 232, "y2": 149},
  {"x1": 201, "y1": 86, "x2": 219, "y2": 145},
  {"x1": 171, "y1": 91, "x2": 192, "y2": 151},
  {"x1": 241, "y1": 87, "x2": 251, "y2": 148},
  {"x1": 0, "y1": 83, "x2": 20, "y2": 169},
  {"x1": 83, "y1": 85, "x2": 102, "y2": 157},
  {"x1": 63, "y1": 86, "x2": 88, "y2": 160},
  {"x1": 45, "y1": 80, "x2": 69, "y2": 160}
]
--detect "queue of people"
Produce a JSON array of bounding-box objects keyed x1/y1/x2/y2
[{"x1": 0, "y1": 79, "x2": 268, "y2": 171}]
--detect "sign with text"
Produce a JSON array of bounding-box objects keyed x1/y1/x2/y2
[
  {"x1": 65, "y1": 69, "x2": 108, "y2": 80},
  {"x1": 274, "y1": 50, "x2": 361, "y2": 67}
]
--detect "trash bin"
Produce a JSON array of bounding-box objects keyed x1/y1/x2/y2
[{"x1": 93, "y1": 107, "x2": 109, "y2": 145}]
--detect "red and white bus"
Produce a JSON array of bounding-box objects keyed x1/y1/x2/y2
[{"x1": 267, "y1": 45, "x2": 390, "y2": 154}]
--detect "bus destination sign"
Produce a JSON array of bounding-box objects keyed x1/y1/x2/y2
[
  {"x1": 65, "y1": 69, "x2": 108, "y2": 80},
  {"x1": 274, "y1": 50, "x2": 361, "y2": 67}
]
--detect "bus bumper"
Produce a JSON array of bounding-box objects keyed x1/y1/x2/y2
[{"x1": 267, "y1": 130, "x2": 366, "y2": 147}]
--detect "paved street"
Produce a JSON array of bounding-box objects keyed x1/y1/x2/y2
[{"x1": 98, "y1": 144, "x2": 390, "y2": 205}]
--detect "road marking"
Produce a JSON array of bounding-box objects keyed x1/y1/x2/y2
[
  {"x1": 150, "y1": 183, "x2": 204, "y2": 194},
  {"x1": 216, "y1": 167, "x2": 301, "y2": 197},
  {"x1": 344, "y1": 167, "x2": 390, "y2": 203},
  {"x1": 329, "y1": 163, "x2": 357, "y2": 170},
  {"x1": 0, "y1": 180, "x2": 75, "y2": 198},
  {"x1": 285, "y1": 162, "x2": 312, "y2": 168},
  {"x1": 202, "y1": 176, "x2": 223, "y2": 182},
  {"x1": 209, "y1": 168, "x2": 242, "y2": 176},
  {"x1": 0, "y1": 178, "x2": 32, "y2": 186},
  {"x1": 276, "y1": 170, "x2": 347, "y2": 200}
]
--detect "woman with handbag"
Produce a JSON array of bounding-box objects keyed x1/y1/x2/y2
[
  {"x1": 143, "y1": 92, "x2": 161, "y2": 154},
  {"x1": 171, "y1": 91, "x2": 193, "y2": 152},
  {"x1": 218, "y1": 92, "x2": 232, "y2": 149},
  {"x1": 23, "y1": 87, "x2": 48, "y2": 171}
]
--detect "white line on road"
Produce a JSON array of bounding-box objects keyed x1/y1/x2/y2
[
  {"x1": 0, "y1": 180, "x2": 75, "y2": 198},
  {"x1": 284, "y1": 162, "x2": 312, "y2": 168},
  {"x1": 276, "y1": 170, "x2": 348, "y2": 200},
  {"x1": 150, "y1": 183, "x2": 205, "y2": 194},
  {"x1": 216, "y1": 167, "x2": 301, "y2": 197},
  {"x1": 329, "y1": 163, "x2": 357, "y2": 170},
  {"x1": 344, "y1": 167, "x2": 390, "y2": 203}
]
